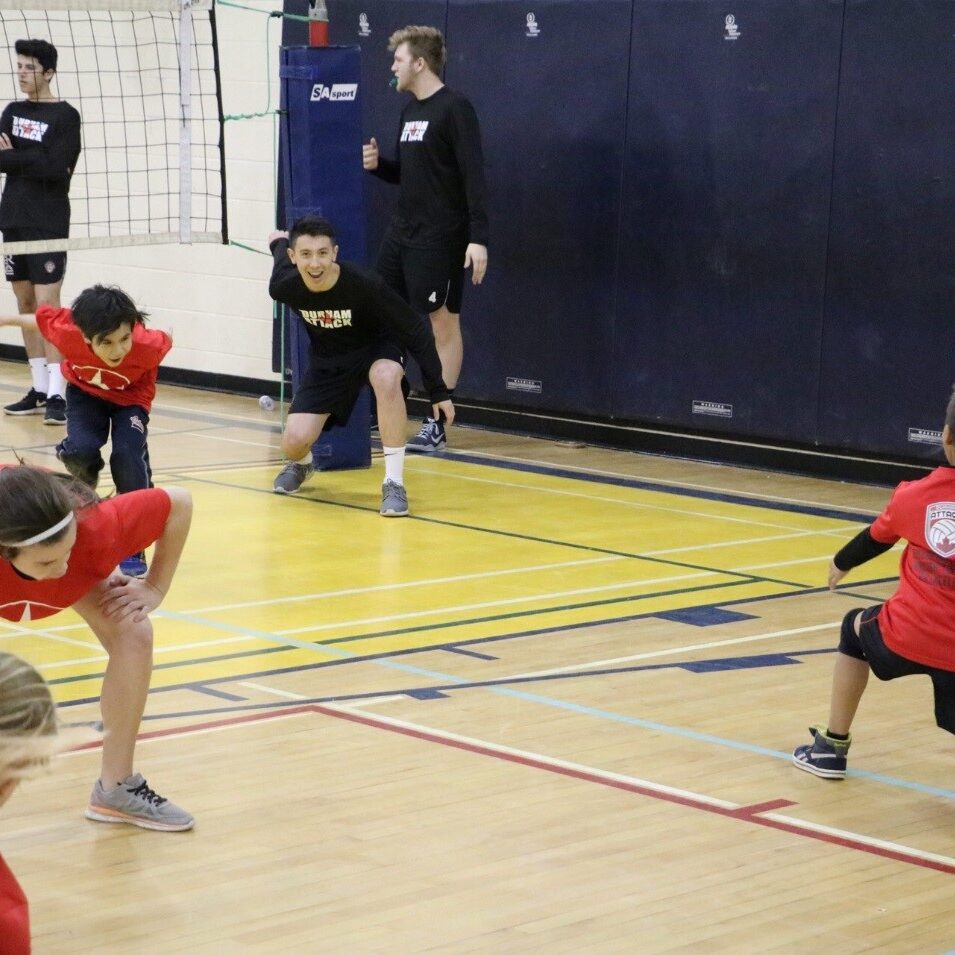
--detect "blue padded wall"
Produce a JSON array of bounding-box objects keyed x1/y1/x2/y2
[
  {"x1": 818, "y1": 0, "x2": 955, "y2": 457},
  {"x1": 611, "y1": 0, "x2": 843, "y2": 440},
  {"x1": 445, "y1": 0, "x2": 631, "y2": 413},
  {"x1": 268, "y1": 0, "x2": 954, "y2": 463},
  {"x1": 278, "y1": 45, "x2": 371, "y2": 470}
]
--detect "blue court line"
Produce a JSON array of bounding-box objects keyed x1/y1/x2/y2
[{"x1": 55, "y1": 624, "x2": 955, "y2": 802}]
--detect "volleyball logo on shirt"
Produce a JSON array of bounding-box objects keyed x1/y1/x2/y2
[
  {"x1": 400, "y1": 121, "x2": 429, "y2": 142},
  {"x1": 925, "y1": 502, "x2": 955, "y2": 558}
]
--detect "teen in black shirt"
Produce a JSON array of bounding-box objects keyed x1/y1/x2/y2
[
  {"x1": 268, "y1": 215, "x2": 454, "y2": 516},
  {"x1": 363, "y1": 25, "x2": 487, "y2": 454},
  {"x1": 0, "y1": 39, "x2": 81, "y2": 425}
]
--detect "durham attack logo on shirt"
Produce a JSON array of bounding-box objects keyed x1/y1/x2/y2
[
  {"x1": 12, "y1": 115, "x2": 49, "y2": 142},
  {"x1": 400, "y1": 121, "x2": 429, "y2": 143},
  {"x1": 300, "y1": 309, "x2": 353, "y2": 329},
  {"x1": 925, "y1": 502, "x2": 955, "y2": 558}
]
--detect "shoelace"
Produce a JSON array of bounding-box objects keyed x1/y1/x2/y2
[{"x1": 127, "y1": 779, "x2": 168, "y2": 806}]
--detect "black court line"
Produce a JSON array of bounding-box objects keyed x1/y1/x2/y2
[
  {"x1": 44, "y1": 573, "x2": 891, "y2": 704},
  {"x1": 437, "y1": 450, "x2": 881, "y2": 524},
  {"x1": 170, "y1": 470, "x2": 813, "y2": 590}
]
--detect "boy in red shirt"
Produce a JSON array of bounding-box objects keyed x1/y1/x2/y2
[
  {"x1": 0, "y1": 463, "x2": 193, "y2": 831},
  {"x1": 0, "y1": 285, "x2": 171, "y2": 576},
  {"x1": 794, "y1": 385, "x2": 955, "y2": 778}
]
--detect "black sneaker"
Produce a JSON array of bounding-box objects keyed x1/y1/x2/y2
[
  {"x1": 43, "y1": 395, "x2": 66, "y2": 425},
  {"x1": 792, "y1": 724, "x2": 851, "y2": 779},
  {"x1": 4, "y1": 388, "x2": 46, "y2": 415}
]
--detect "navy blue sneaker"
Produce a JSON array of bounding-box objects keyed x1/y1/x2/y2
[
  {"x1": 120, "y1": 552, "x2": 148, "y2": 578},
  {"x1": 43, "y1": 395, "x2": 66, "y2": 425},
  {"x1": 406, "y1": 418, "x2": 446, "y2": 453},
  {"x1": 4, "y1": 388, "x2": 46, "y2": 415},
  {"x1": 792, "y1": 725, "x2": 850, "y2": 779}
]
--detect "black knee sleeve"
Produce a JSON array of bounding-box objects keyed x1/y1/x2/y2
[{"x1": 837, "y1": 608, "x2": 867, "y2": 660}]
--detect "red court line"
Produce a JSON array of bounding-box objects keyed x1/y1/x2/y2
[
  {"x1": 69, "y1": 703, "x2": 955, "y2": 876},
  {"x1": 731, "y1": 798, "x2": 797, "y2": 817},
  {"x1": 311, "y1": 704, "x2": 955, "y2": 877}
]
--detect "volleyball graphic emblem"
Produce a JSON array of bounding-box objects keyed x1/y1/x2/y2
[{"x1": 925, "y1": 503, "x2": 955, "y2": 558}]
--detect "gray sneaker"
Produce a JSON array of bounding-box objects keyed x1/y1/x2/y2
[
  {"x1": 380, "y1": 479, "x2": 409, "y2": 517},
  {"x1": 85, "y1": 773, "x2": 194, "y2": 831},
  {"x1": 273, "y1": 461, "x2": 313, "y2": 494}
]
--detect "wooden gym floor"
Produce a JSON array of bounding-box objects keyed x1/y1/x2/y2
[{"x1": 1, "y1": 363, "x2": 954, "y2": 953}]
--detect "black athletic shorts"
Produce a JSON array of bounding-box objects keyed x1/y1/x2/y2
[
  {"x1": 376, "y1": 228, "x2": 468, "y2": 315},
  {"x1": 856, "y1": 605, "x2": 955, "y2": 735},
  {"x1": 290, "y1": 340, "x2": 404, "y2": 425},
  {"x1": 2, "y1": 227, "x2": 67, "y2": 285}
]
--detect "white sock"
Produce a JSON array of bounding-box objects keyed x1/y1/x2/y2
[
  {"x1": 46, "y1": 363, "x2": 65, "y2": 400},
  {"x1": 383, "y1": 446, "x2": 405, "y2": 485},
  {"x1": 28, "y1": 357, "x2": 48, "y2": 394}
]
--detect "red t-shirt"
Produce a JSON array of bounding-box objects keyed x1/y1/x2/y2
[
  {"x1": 0, "y1": 489, "x2": 171, "y2": 622},
  {"x1": 871, "y1": 465, "x2": 955, "y2": 670},
  {"x1": 36, "y1": 305, "x2": 171, "y2": 412},
  {"x1": 0, "y1": 852, "x2": 29, "y2": 954}
]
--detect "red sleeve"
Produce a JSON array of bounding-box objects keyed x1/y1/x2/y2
[
  {"x1": 76, "y1": 489, "x2": 173, "y2": 579},
  {"x1": 870, "y1": 484, "x2": 904, "y2": 545},
  {"x1": 0, "y1": 854, "x2": 30, "y2": 954},
  {"x1": 104, "y1": 489, "x2": 172, "y2": 557},
  {"x1": 35, "y1": 305, "x2": 87, "y2": 357},
  {"x1": 132, "y1": 325, "x2": 172, "y2": 366}
]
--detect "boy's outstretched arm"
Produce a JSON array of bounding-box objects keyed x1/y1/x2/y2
[
  {"x1": 829, "y1": 526, "x2": 896, "y2": 590},
  {"x1": 0, "y1": 314, "x2": 38, "y2": 331}
]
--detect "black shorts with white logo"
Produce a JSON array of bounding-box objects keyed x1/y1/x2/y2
[
  {"x1": 290, "y1": 340, "x2": 404, "y2": 426},
  {"x1": 856, "y1": 604, "x2": 955, "y2": 735},
  {"x1": 376, "y1": 229, "x2": 468, "y2": 315},
  {"x1": 2, "y1": 227, "x2": 67, "y2": 285}
]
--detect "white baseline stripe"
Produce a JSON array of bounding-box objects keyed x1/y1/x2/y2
[
  {"x1": 646, "y1": 526, "x2": 861, "y2": 557},
  {"x1": 760, "y1": 811, "x2": 955, "y2": 869},
  {"x1": 190, "y1": 555, "x2": 625, "y2": 615},
  {"x1": 276, "y1": 569, "x2": 729, "y2": 637},
  {"x1": 323, "y1": 703, "x2": 737, "y2": 810}
]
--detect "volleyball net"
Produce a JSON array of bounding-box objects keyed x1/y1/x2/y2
[{"x1": 0, "y1": 0, "x2": 225, "y2": 254}]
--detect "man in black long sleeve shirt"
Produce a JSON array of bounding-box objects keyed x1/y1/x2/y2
[
  {"x1": 268, "y1": 215, "x2": 454, "y2": 516},
  {"x1": 363, "y1": 25, "x2": 488, "y2": 454},
  {"x1": 0, "y1": 39, "x2": 81, "y2": 426}
]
